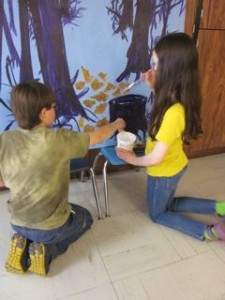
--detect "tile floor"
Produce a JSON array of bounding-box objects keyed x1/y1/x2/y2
[{"x1": 0, "y1": 153, "x2": 225, "y2": 300}]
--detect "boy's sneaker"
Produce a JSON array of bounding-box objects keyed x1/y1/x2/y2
[
  {"x1": 5, "y1": 234, "x2": 29, "y2": 274},
  {"x1": 28, "y1": 242, "x2": 50, "y2": 276}
]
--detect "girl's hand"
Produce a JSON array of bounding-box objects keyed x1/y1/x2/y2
[
  {"x1": 0, "y1": 177, "x2": 5, "y2": 188},
  {"x1": 144, "y1": 69, "x2": 155, "y2": 91},
  {"x1": 116, "y1": 147, "x2": 137, "y2": 165}
]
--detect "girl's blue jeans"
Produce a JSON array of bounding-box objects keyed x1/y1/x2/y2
[
  {"x1": 12, "y1": 204, "x2": 93, "y2": 261},
  {"x1": 147, "y1": 166, "x2": 216, "y2": 240}
]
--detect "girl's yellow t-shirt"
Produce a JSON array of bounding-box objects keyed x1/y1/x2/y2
[{"x1": 145, "y1": 103, "x2": 188, "y2": 177}]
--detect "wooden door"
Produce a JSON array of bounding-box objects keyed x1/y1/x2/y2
[
  {"x1": 200, "y1": 0, "x2": 225, "y2": 29},
  {"x1": 184, "y1": 0, "x2": 225, "y2": 157}
]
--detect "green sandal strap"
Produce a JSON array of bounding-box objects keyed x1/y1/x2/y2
[
  {"x1": 205, "y1": 226, "x2": 219, "y2": 241},
  {"x1": 213, "y1": 222, "x2": 225, "y2": 240}
]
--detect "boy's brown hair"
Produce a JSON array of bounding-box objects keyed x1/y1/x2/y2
[{"x1": 10, "y1": 82, "x2": 55, "y2": 129}]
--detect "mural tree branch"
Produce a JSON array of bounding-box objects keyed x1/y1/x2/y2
[
  {"x1": 0, "y1": 0, "x2": 20, "y2": 88},
  {"x1": 109, "y1": 0, "x2": 156, "y2": 82},
  {"x1": 157, "y1": 0, "x2": 185, "y2": 37},
  {"x1": 108, "y1": 0, "x2": 185, "y2": 82},
  {"x1": 107, "y1": 0, "x2": 133, "y2": 41},
  {"x1": 0, "y1": 0, "x2": 3, "y2": 90}
]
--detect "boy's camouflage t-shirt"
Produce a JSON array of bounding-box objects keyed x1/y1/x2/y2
[{"x1": 0, "y1": 127, "x2": 89, "y2": 230}]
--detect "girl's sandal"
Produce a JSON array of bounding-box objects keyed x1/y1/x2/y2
[
  {"x1": 205, "y1": 226, "x2": 219, "y2": 241},
  {"x1": 212, "y1": 222, "x2": 225, "y2": 241}
]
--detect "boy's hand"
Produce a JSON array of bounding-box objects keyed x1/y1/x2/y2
[
  {"x1": 88, "y1": 118, "x2": 126, "y2": 146},
  {"x1": 115, "y1": 118, "x2": 126, "y2": 131}
]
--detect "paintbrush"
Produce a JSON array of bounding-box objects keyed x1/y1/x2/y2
[{"x1": 122, "y1": 75, "x2": 145, "y2": 93}]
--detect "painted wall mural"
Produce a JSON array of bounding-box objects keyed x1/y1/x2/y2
[{"x1": 0, "y1": 0, "x2": 185, "y2": 147}]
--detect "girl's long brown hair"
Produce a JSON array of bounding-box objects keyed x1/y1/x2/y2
[{"x1": 148, "y1": 32, "x2": 202, "y2": 144}]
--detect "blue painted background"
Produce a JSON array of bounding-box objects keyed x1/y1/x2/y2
[{"x1": 0, "y1": 0, "x2": 185, "y2": 147}]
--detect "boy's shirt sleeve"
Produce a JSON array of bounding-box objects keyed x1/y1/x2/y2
[
  {"x1": 156, "y1": 105, "x2": 185, "y2": 145},
  {"x1": 56, "y1": 129, "x2": 90, "y2": 159}
]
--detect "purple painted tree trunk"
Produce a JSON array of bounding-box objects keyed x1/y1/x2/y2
[
  {"x1": 0, "y1": 0, "x2": 3, "y2": 90},
  {"x1": 117, "y1": 0, "x2": 155, "y2": 81},
  {"x1": 19, "y1": 0, "x2": 34, "y2": 82},
  {"x1": 28, "y1": 0, "x2": 88, "y2": 119}
]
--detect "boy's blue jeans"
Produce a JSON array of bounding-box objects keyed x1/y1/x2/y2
[
  {"x1": 147, "y1": 166, "x2": 216, "y2": 240},
  {"x1": 12, "y1": 204, "x2": 93, "y2": 261}
]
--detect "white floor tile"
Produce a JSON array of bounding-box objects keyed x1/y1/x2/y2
[
  {"x1": 57, "y1": 284, "x2": 118, "y2": 300},
  {"x1": 102, "y1": 224, "x2": 181, "y2": 281},
  {"x1": 113, "y1": 251, "x2": 225, "y2": 300}
]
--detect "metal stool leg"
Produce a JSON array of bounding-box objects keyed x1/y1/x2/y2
[
  {"x1": 103, "y1": 160, "x2": 110, "y2": 217},
  {"x1": 80, "y1": 170, "x2": 85, "y2": 182},
  {"x1": 92, "y1": 152, "x2": 102, "y2": 171},
  {"x1": 89, "y1": 168, "x2": 102, "y2": 220}
]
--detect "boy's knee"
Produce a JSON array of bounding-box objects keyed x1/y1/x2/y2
[
  {"x1": 149, "y1": 213, "x2": 160, "y2": 223},
  {"x1": 78, "y1": 206, "x2": 93, "y2": 227},
  {"x1": 70, "y1": 204, "x2": 93, "y2": 228},
  {"x1": 85, "y1": 209, "x2": 93, "y2": 227}
]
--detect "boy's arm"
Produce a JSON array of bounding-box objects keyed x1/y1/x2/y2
[{"x1": 88, "y1": 118, "x2": 126, "y2": 146}]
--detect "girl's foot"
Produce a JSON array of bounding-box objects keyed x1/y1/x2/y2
[
  {"x1": 216, "y1": 202, "x2": 225, "y2": 216},
  {"x1": 204, "y1": 222, "x2": 225, "y2": 241}
]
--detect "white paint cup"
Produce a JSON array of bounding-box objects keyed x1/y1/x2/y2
[{"x1": 116, "y1": 131, "x2": 136, "y2": 151}]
